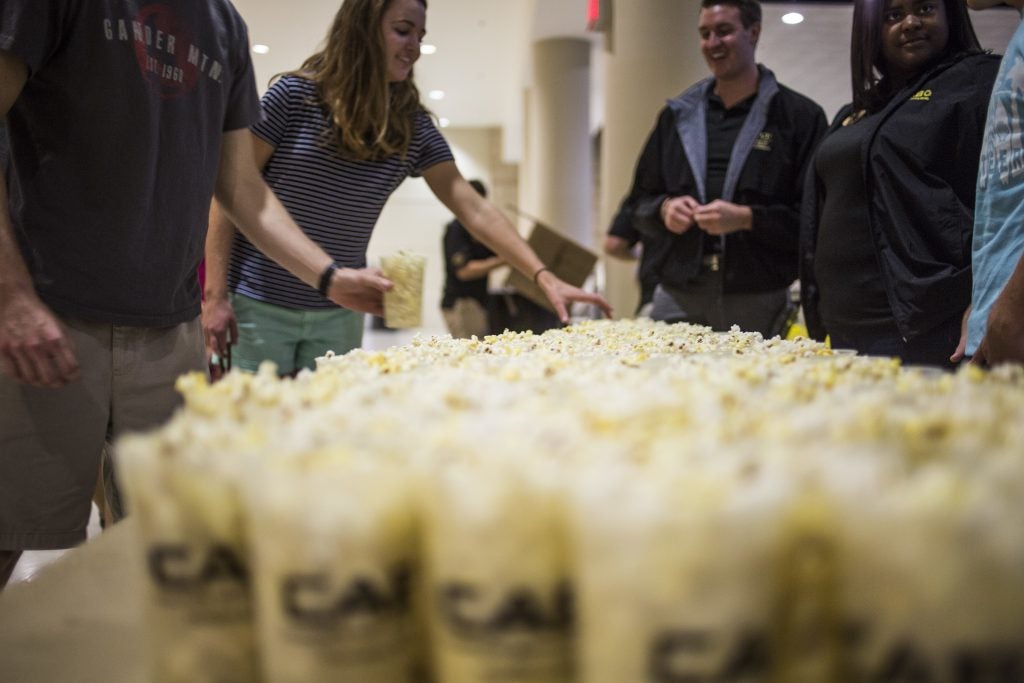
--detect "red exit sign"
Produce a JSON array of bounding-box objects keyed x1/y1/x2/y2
[{"x1": 588, "y1": 0, "x2": 608, "y2": 31}]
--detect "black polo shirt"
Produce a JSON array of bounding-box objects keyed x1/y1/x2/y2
[
  {"x1": 705, "y1": 91, "x2": 755, "y2": 255},
  {"x1": 441, "y1": 219, "x2": 496, "y2": 309}
]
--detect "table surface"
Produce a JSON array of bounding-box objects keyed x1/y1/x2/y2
[{"x1": 0, "y1": 519, "x2": 149, "y2": 682}]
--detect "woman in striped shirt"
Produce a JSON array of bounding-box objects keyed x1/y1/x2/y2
[{"x1": 203, "y1": 0, "x2": 611, "y2": 374}]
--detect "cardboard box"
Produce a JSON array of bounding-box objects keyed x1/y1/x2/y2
[{"x1": 506, "y1": 220, "x2": 598, "y2": 312}]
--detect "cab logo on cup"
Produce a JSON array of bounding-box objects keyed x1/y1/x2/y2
[
  {"x1": 438, "y1": 580, "x2": 574, "y2": 639},
  {"x1": 648, "y1": 627, "x2": 1023, "y2": 681},
  {"x1": 910, "y1": 89, "x2": 933, "y2": 101},
  {"x1": 753, "y1": 131, "x2": 774, "y2": 152},
  {"x1": 147, "y1": 543, "x2": 248, "y2": 589},
  {"x1": 281, "y1": 564, "x2": 413, "y2": 626}
]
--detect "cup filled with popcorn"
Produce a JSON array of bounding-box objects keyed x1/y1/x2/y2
[{"x1": 381, "y1": 251, "x2": 426, "y2": 328}]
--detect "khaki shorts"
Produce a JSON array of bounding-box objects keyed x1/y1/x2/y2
[
  {"x1": 442, "y1": 298, "x2": 490, "y2": 339},
  {"x1": 0, "y1": 316, "x2": 204, "y2": 551}
]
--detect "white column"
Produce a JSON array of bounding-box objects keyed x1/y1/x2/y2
[
  {"x1": 600, "y1": 0, "x2": 705, "y2": 317},
  {"x1": 524, "y1": 38, "x2": 593, "y2": 247}
]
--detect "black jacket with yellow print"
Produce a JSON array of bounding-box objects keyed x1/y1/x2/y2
[
  {"x1": 801, "y1": 51, "x2": 1002, "y2": 342},
  {"x1": 628, "y1": 66, "x2": 827, "y2": 294}
]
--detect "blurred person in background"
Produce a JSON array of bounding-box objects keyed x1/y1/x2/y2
[
  {"x1": 603, "y1": 199, "x2": 661, "y2": 317},
  {"x1": 626, "y1": 0, "x2": 826, "y2": 336},
  {"x1": 0, "y1": 0, "x2": 391, "y2": 588},
  {"x1": 958, "y1": 0, "x2": 1024, "y2": 366},
  {"x1": 441, "y1": 179, "x2": 504, "y2": 338},
  {"x1": 203, "y1": 0, "x2": 611, "y2": 375},
  {"x1": 801, "y1": 0, "x2": 1000, "y2": 367}
]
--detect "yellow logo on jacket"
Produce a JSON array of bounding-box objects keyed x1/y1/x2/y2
[
  {"x1": 910, "y1": 89, "x2": 932, "y2": 101},
  {"x1": 753, "y1": 132, "x2": 774, "y2": 152}
]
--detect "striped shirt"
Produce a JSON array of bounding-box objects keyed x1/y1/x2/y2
[{"x1": 228, "y1": 75, "x2": 453, "y2": 309}]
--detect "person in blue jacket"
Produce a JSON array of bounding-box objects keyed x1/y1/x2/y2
[
  {"x1": 801, "y1": 0, "x2": 1000, "y2": 367},
  {"x1": 959, "y1": 0, "x2": 1024, "y2": 366}
]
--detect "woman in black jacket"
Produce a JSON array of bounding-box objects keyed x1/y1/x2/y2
[{"x1": 800, "y1": 0, "x2": 1000, "y2": 367}]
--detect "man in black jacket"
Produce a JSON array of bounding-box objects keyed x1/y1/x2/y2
[{"x1": 627, "y1": 0, "x2": 826, "y2": 335}]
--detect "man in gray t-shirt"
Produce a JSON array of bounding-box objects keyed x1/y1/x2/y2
[{"x1": 0, "y1": 0, "x2": 393, "y2": 587}]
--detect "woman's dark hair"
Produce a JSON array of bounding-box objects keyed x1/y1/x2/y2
[{"x1": 850, "y1": 0, "x2": 981, "y2": 112}]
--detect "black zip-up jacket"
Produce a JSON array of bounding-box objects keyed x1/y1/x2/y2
[
  {"x1": 800, "y1": 51, "x2": 1002, "y2": 342},
  {"x1": 627, "y1": 67, "x2": 827, "y2": 294}
]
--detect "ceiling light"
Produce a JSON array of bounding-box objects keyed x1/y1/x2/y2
[
  {"x1": 420, "y1": 44, "x2": 437, "y2": 55},
  {"x1": 439, "y1": 118, "x2": 450, "y2": 128},
  {"x1": 781, "y1": 12, "x2": 804, "y2": 25},
  {"x1": 428, "y1": 90, "x2": 445, "y2": 101},
  {"x1": 252, "y1": 44, "x2": 270, "y2": 54}
]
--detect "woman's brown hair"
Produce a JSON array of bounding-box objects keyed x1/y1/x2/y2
[{"x1": 283, "y1": 0, "x2": 427, "y2": 161}]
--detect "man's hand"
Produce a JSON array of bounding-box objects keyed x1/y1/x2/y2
[
  {"x1": 535, "y1": 270, "x2": 613, "y2": 323},
  {"x1": 972, "y1": 290, "x2": 1024, "y2": 367},
  {"x1": 327, "y1": 267, "x2": 394, "y2": 317},
  {"x1": 603, "y1": 235, "x2": 637, "y2": 261},
  {"x1": 661, "y1": 196, "x2": 701, "y2": 235},
  {"x1": 202, "y1": 295, "x2": 238, "y2": 357},
  {"x1": 950, "y1": 306, "x2": 970, "y2": 363},
  {"x1": 0, "y1": 290, "x2": 79, "y2": 388},
  {"x1": 694, "y1": 199, "x2": 752, "y2": 235}
]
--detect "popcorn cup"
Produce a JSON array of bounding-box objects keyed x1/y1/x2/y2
[
  {"x1": 381, "y1": 251, "x2": 426, "y2": 328},
  {"x1": 244, "y1": 460, "x2": 424, "y2": 683},
  {"x1": 424, "y1": 465, "x2": 574, "y2": 683},
  {"x1": 834, "y1": 468, "x2": 1024, "y2": 676},
  {"x1": 117, "y1": 433, "x2": 258, "y2": 683},
  {"x1": 571, "y1": 466, "x2": 792, "y2": 683}
]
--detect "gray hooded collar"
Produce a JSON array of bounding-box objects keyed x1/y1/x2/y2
[{"x1": 666, "y1": 65, "x2": 780, "y2": 204}]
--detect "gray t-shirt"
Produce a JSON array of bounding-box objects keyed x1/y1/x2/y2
[{"x1": 0, "y1": 0, "x2": 261, "y2": 326}]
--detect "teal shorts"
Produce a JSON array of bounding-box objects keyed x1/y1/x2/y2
[{"x1": 230, "y1": 293, "x2": 364, "y2": 374}]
